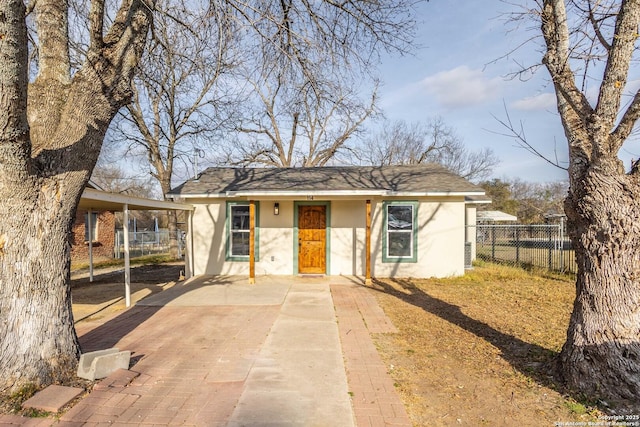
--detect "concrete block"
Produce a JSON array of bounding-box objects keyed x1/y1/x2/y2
[{"x1": 77, "y1": 348, "x2": 131, "y2": 380}]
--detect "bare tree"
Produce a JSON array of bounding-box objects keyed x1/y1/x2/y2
[
  {"x1": 0, "y1": 0, "x2": 422, "y2": 394},
  {"x1": 91, "y1": 163, "x2": 157, "y2": 197},
  {"x1": 109, "y1": 0, "x2": 234, "y2": 257},
  {"x1": 223, "y1": 0, "x2": 401, "y2": 167},
  {"x1": 230, "y1": 66, "x2": 378, "y2": 167},
  {"x1": 519, "y1": 0, "x2": 640, "y2": 406},
  {"x1": 357, "y1": 118, "x2": 500, "y2": 182},
  {"x1": 479, "y1": 178, "x2": 567, "y2": 224},
  {"x1": 509, "y1": 178, "x2": 567, "y2": 223}
]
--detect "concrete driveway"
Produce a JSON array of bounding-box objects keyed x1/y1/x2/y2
[{"x1": 3, "y1": 275, "x2": 411, "y2": 426}]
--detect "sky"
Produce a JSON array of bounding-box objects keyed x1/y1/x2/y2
[{"x1": 371, "y1": 1, "x2": 579, "y2": 183}]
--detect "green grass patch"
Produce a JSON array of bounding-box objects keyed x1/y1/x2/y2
[
  {"x1": 1, "y1": 383, "x2": 39, "y2": 414},
  {"x1": 565, "y1": 399, "x2": 589, "y2": 415}
]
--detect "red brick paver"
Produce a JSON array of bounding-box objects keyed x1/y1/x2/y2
[
  {"x1": 332, "y1": 284, "x2": 413, "y2": 427},
  {"x1": 61, "y1": 304, "x2": 280, "y2": 426}
]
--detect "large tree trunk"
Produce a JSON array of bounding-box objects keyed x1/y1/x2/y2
[
  {"x1": 159, "y1": 176, "x2": 181, "y2": 260},
  {"x1": 0, "y1": 0, "x2": 152, "y2": 394},
  {"x1": 167, "y1": 210, "x2": 181, "y2": 259},
  {"x1": 0, "y1": 177, "x2": 84, "y2": 391},
  {"x1": 559, "y1": 160, "x2": 640, "y2": 405}
]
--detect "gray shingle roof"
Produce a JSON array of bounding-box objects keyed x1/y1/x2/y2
[{"x1": 168, "y1": 164, "x2": 485, "y2": 197}]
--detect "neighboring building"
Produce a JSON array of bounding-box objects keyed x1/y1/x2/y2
[
  {"x1": 168, "y1": 164, "x2": 487, "y2": 279},
  {"x1": 71, "y1": 181, "x2": 117, "y2": 263},
  {"x1": 70, "y1": 209, "x2": 116, "y2": 262},
  {"x1": 477, "y1": 210, "x2": 518, "y2": 223}
]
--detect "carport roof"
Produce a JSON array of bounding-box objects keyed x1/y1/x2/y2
[
  {"x1": 167, "y1": 164, "x2": 486, "y2": 198},
  {"x1": 79, "y1": 187, "x2": 193, "y2": 211}
]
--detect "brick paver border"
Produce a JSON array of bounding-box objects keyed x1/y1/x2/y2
[{"x1": 332, "y1": 284, "x2": 413, "y2": 427}]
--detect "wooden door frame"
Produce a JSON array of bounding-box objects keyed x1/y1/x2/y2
[{"x1": 293, "y1": 201, "x2": 331, "y2": 275}]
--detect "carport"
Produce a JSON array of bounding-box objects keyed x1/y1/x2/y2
[{"x1": 78, "y1": 187, "x2": 194, "y2": 306}]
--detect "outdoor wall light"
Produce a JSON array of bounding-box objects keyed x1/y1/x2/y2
[{"x1": 274, "y1": 202, "x2": 280, "y2": 215}]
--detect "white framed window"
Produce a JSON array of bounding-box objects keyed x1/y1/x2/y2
[
  {"x1": 231, "y1": 205, "x2": 250, "y2": 256},
  {"x1": 383, "y1": 202, "x2": 417, "y2": 263},
  {"x1": 226, "y1": 202, "x2": 259, "y2": 260}
]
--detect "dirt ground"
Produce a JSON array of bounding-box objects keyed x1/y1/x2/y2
[{"x1": 71, "y1": 262, "x2": 184, "y2": 322}]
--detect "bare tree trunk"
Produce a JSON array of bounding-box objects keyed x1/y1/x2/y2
[
  {"x1": 0, "y1": 0, "x2": 152, "y2": 393},
  {"x1": 0, "y1": 179, "x2": 82, "y2": 391},
  {"x1": 537, "y1": 0, "x2": 640, "y2": 406},
  {"x1": 559, "y1": 162, "x2": 640, "y2": 403},
  {"x1": 167, "y1": 210, "x2": 180, "y2": 259}
]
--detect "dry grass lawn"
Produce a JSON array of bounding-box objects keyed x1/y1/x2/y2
[{"x1": 370, "y1": 262, "x2": 601, "y2": 427}]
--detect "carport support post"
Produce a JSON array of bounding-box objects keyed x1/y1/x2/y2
[
  {"x1": 249, "y1": 200, "x2": 255, "y2": 284},
  {"x1": 88, "y1": 209, "x2": 94, "y2": 282},
  {"x1": 365, "y1": 199, "x2": 372, "y2": 285},
  {"x1": 188, "y1": 210, "x2": 195, "y2": 278},
  {"x1": 123, "y1": 203, "x2": 131, "y2": 307}
]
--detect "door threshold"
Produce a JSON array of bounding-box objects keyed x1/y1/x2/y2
[{"x1": 298, "y1": 274, "x2": 326, "y2": 278}]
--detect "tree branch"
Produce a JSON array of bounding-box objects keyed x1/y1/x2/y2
[
  {"x1": 33, "y1": 0, "x2": 70, "y2": 82},
  {"x1": 594, "y1": 0, "x2": 640, "y2": 140},
  {"x1": 0, "y1": 0, "x2": 31, "y2": 180},
  {"x1": 89, "y1": 0, "x2": 105, "y2": 50},
  {"x1": 541, "y1": 0, "x2": 594, "y2": 123},
  {"x1": 490, "y1": 104, "x2": 568, "y2": 171},
  {"x1": 587, "y1": 0, "x2": 612, "y2": 51},
  {"x1": 611, "y1": 88, "x2": 640, "y2": 150}
]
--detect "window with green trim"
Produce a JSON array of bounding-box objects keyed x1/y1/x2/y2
[
  {"x1": 383, "y1": 202, "x2": 417, "y2": 263},
  {"x1": 226, "y1": 202, "x2": 259, "y2": 261},
  {"x1": 230, "y1": 205, "x2": 250, "y2": 256}
]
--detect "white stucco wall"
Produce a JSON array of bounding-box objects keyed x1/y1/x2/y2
[
  {"x1": 188, "y1": 196, "x2": 468, "y2": 278},
  {"x1": 329, "y1": 200, "x2": 366, "y2": 276},
  {"x1": 369, "y1": 197, "x2": 466, "y2": 278},
  {"x1": 257, "y1": 201, "x2": 295, "y2": 275}
]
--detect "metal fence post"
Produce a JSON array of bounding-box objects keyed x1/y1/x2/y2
[
  {"x1": 515, "y1": 227, "x2": 520, "y2": 266},
  {"x1": 491, "y1": 226, "x2": 496, "y2": 261},
  {"x1": 548, "y1": 227, "x2": 552, "y2": 270},
  {"x1": 559, "y1": 220, "x2": 565, "y2": 272}
]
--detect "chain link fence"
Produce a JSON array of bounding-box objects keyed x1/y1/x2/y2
[
  {"x1": 474, "y1": 224, "x2": 576, "y2": 274},
  {"x1": 114, "y1": 230, "x2": 185, "y2": 259}
]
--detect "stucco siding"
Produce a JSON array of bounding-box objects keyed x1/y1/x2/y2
[
  {"x1": 257, "y1": 201, "x2": 294, "y2": 275},
  {"x1": 370, "y1": 197, "x2": 466, "y2": 278},
  {"x1": 189, "y1": 196, "x2": 468, "y2": 278},
  {"x1": 330, "y1": 200, "x2": 366, "y2": 276},
  {"x1": 191, "y1": 200, "x2": 224, "y2": 276},
  {"x1": 466, "y1": 205, "x2": 478, "y2": 261}
]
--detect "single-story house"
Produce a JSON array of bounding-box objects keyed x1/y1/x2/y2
[{"x1": 167, "y1": 164, "x2": 487, "y2": 280}]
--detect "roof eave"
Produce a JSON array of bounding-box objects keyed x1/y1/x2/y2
[{"x1": 169, "y1": 190, "x2": 486, "y2": 199}]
